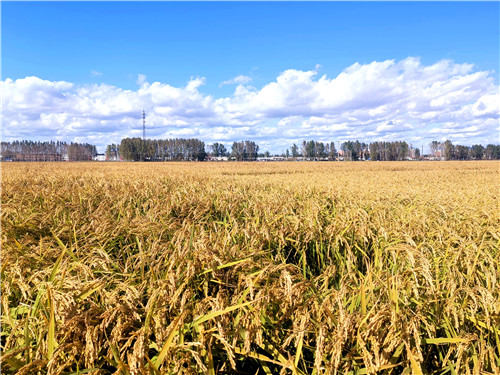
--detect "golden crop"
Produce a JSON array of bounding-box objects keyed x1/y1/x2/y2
[{"x1": 1, "y1": 161, "x2": 499, "y2": 374}]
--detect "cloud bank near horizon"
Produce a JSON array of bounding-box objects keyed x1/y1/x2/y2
[{"x1": 2, "y1": 57, "x2": 499, "y2": 152}]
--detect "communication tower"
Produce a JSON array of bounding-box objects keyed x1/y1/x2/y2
[{"x1": 142, "y1": 110, "x2": 146, "y2": 140}]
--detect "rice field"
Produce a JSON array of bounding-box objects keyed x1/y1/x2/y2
[{"x1": 1, "y1": 161, "x2": 499, "y2": 374}]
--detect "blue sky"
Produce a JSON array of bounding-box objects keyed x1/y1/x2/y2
[{"x1": 2, "y1": 1, "x2": 499, "y2": 153}]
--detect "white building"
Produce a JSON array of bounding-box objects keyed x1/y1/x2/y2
[{"x1": 93, "y1": 154, "x2": 106, "y2": 161}]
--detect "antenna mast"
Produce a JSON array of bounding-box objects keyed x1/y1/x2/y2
[{"x1": 142, "y1": 110, "x2": 146, "y2": 140}]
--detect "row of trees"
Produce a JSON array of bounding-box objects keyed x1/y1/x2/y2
[
  {"x1": 3, "y1": 139, "x2": 499, "y2": 162},
  {"x1": 429, "y1": 140, "x2": 500, "y2": 160},
  {"x1": 342, "y1": 141, "x2": 370, "y2": 161},
  {"x1": 118, "y1": 138, "x2": 207, "y2": 161},
  {"x1": 293, "y1": 141, "x2": 337, "y2": 160},
  {"x1": 368, "y1": 141, "x2": 411, "y2": 161},
  {"x1": 111, "y1": 139, "x2": 260, "y2": 161},
  {"x1": 287, "y1": 140, "x2": 410, "y2": 161},
  {"x1": 230, "y1": 141, "x2": 259, "y2": 161},
  {"x1": 289, "y1": 140, "x2": 500, "y2": 161},
  {"x1": 1, "y1": 140, "x2": 97, "y2": 161}
]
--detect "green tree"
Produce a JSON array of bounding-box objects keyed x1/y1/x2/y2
[
  {"x1": 485, "y1": 144, "x2": 500, "y2": 159},
  {"x1": 341, "y1": 141, "x2": 361, "y2": 161},
  {"x1": 306, "y1": 140, "x2": 316, "y2": 159},
  {"x1": 328, "y1": 142, "x2": 336, "y2": 160},
  {"x1": 210, "y1": 142, "x2": 227, "y2": 157},
  {"x1": 429, "y1": 141, "x2": 441, "y2": 158},
  {"x1": 231, "y1": 141, "x2": 259, "y2": 161},
  {"x1": 471, "y1": 144, "x2": 484, "y2": 160},
  {"x1": 444, "y1": 140, "x2": 454, "y2": 160},
  {"x1": 315, "y1": 142, "x2": 326, "y2": 159},
  {"x1": 454, "y1": 145, "x2": 468, "y2": 160}
]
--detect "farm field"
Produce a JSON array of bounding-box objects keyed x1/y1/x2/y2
[{"x1": 1, "y1": 161, "x2": 499, "y2": 374}]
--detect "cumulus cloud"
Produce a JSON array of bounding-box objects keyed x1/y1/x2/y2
[
  {"x1": 2, "y1": 57, "x2": 499, "y2": 152},
  {"x1": 91, "y1": 70, "x2": 103, "y2": 77}
]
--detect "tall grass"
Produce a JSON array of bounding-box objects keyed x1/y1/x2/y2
[{"x1": 1, "y1": 161, "x2": 499, "y2": 374}]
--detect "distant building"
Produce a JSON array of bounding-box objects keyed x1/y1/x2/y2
[
  {"x1": 93, "y1": 153, "x2": 106, "y2": 161},
  {"x1": 257, "y1": 156, "x2": 285, "y2": 161},
  {"x1": 207, "y1": 156, "x2": 229, "y2": 161}
]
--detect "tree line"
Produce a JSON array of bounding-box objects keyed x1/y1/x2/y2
[
  {"x1": 295, "y1": 141, "x2": 337, "y2": 160},
  {"x1": 117, "y1": 138, "x2": 207, "y2": 161},
  {"x1": 286, "y1": 140, "x2": 410, "y2": 161},
  {"x1": 3, "y1": 138, "x2": 499, "y2": 162},
  {"x1": 283, "y1": 140, "x2": 500, "y2": 161},
  {"x1": 279, "y1": 140, "x2": 412, "y2": 161},
  {"x1": 1, "y1": 140, "x2": 97, "y2": 161},
  {"x1": 368, "y1": 141, "x2": 410, "y2": 161},
  {"x1": 229, "y1": 141, "x2": 259, "y2": 161},
  {"x1": 429, "y1": 140, "x2": 500, "y2": 160},
  {"x1": 115, "y1": 139, "x2": 261, "y2": 161}
]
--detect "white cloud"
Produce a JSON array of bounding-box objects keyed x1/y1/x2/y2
[
  {"x1": 91, "y1": 70, "x2": 103, "y2": 77},
  {"x1": 136, "y1": 74, "x2": 147, "y2": 85},
  {"x1": 2, "y1": 58, "x2": 499, "y2": 152},
  {"x1": 219, "y1": 75, "x2": 252, "y2": 87}
]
